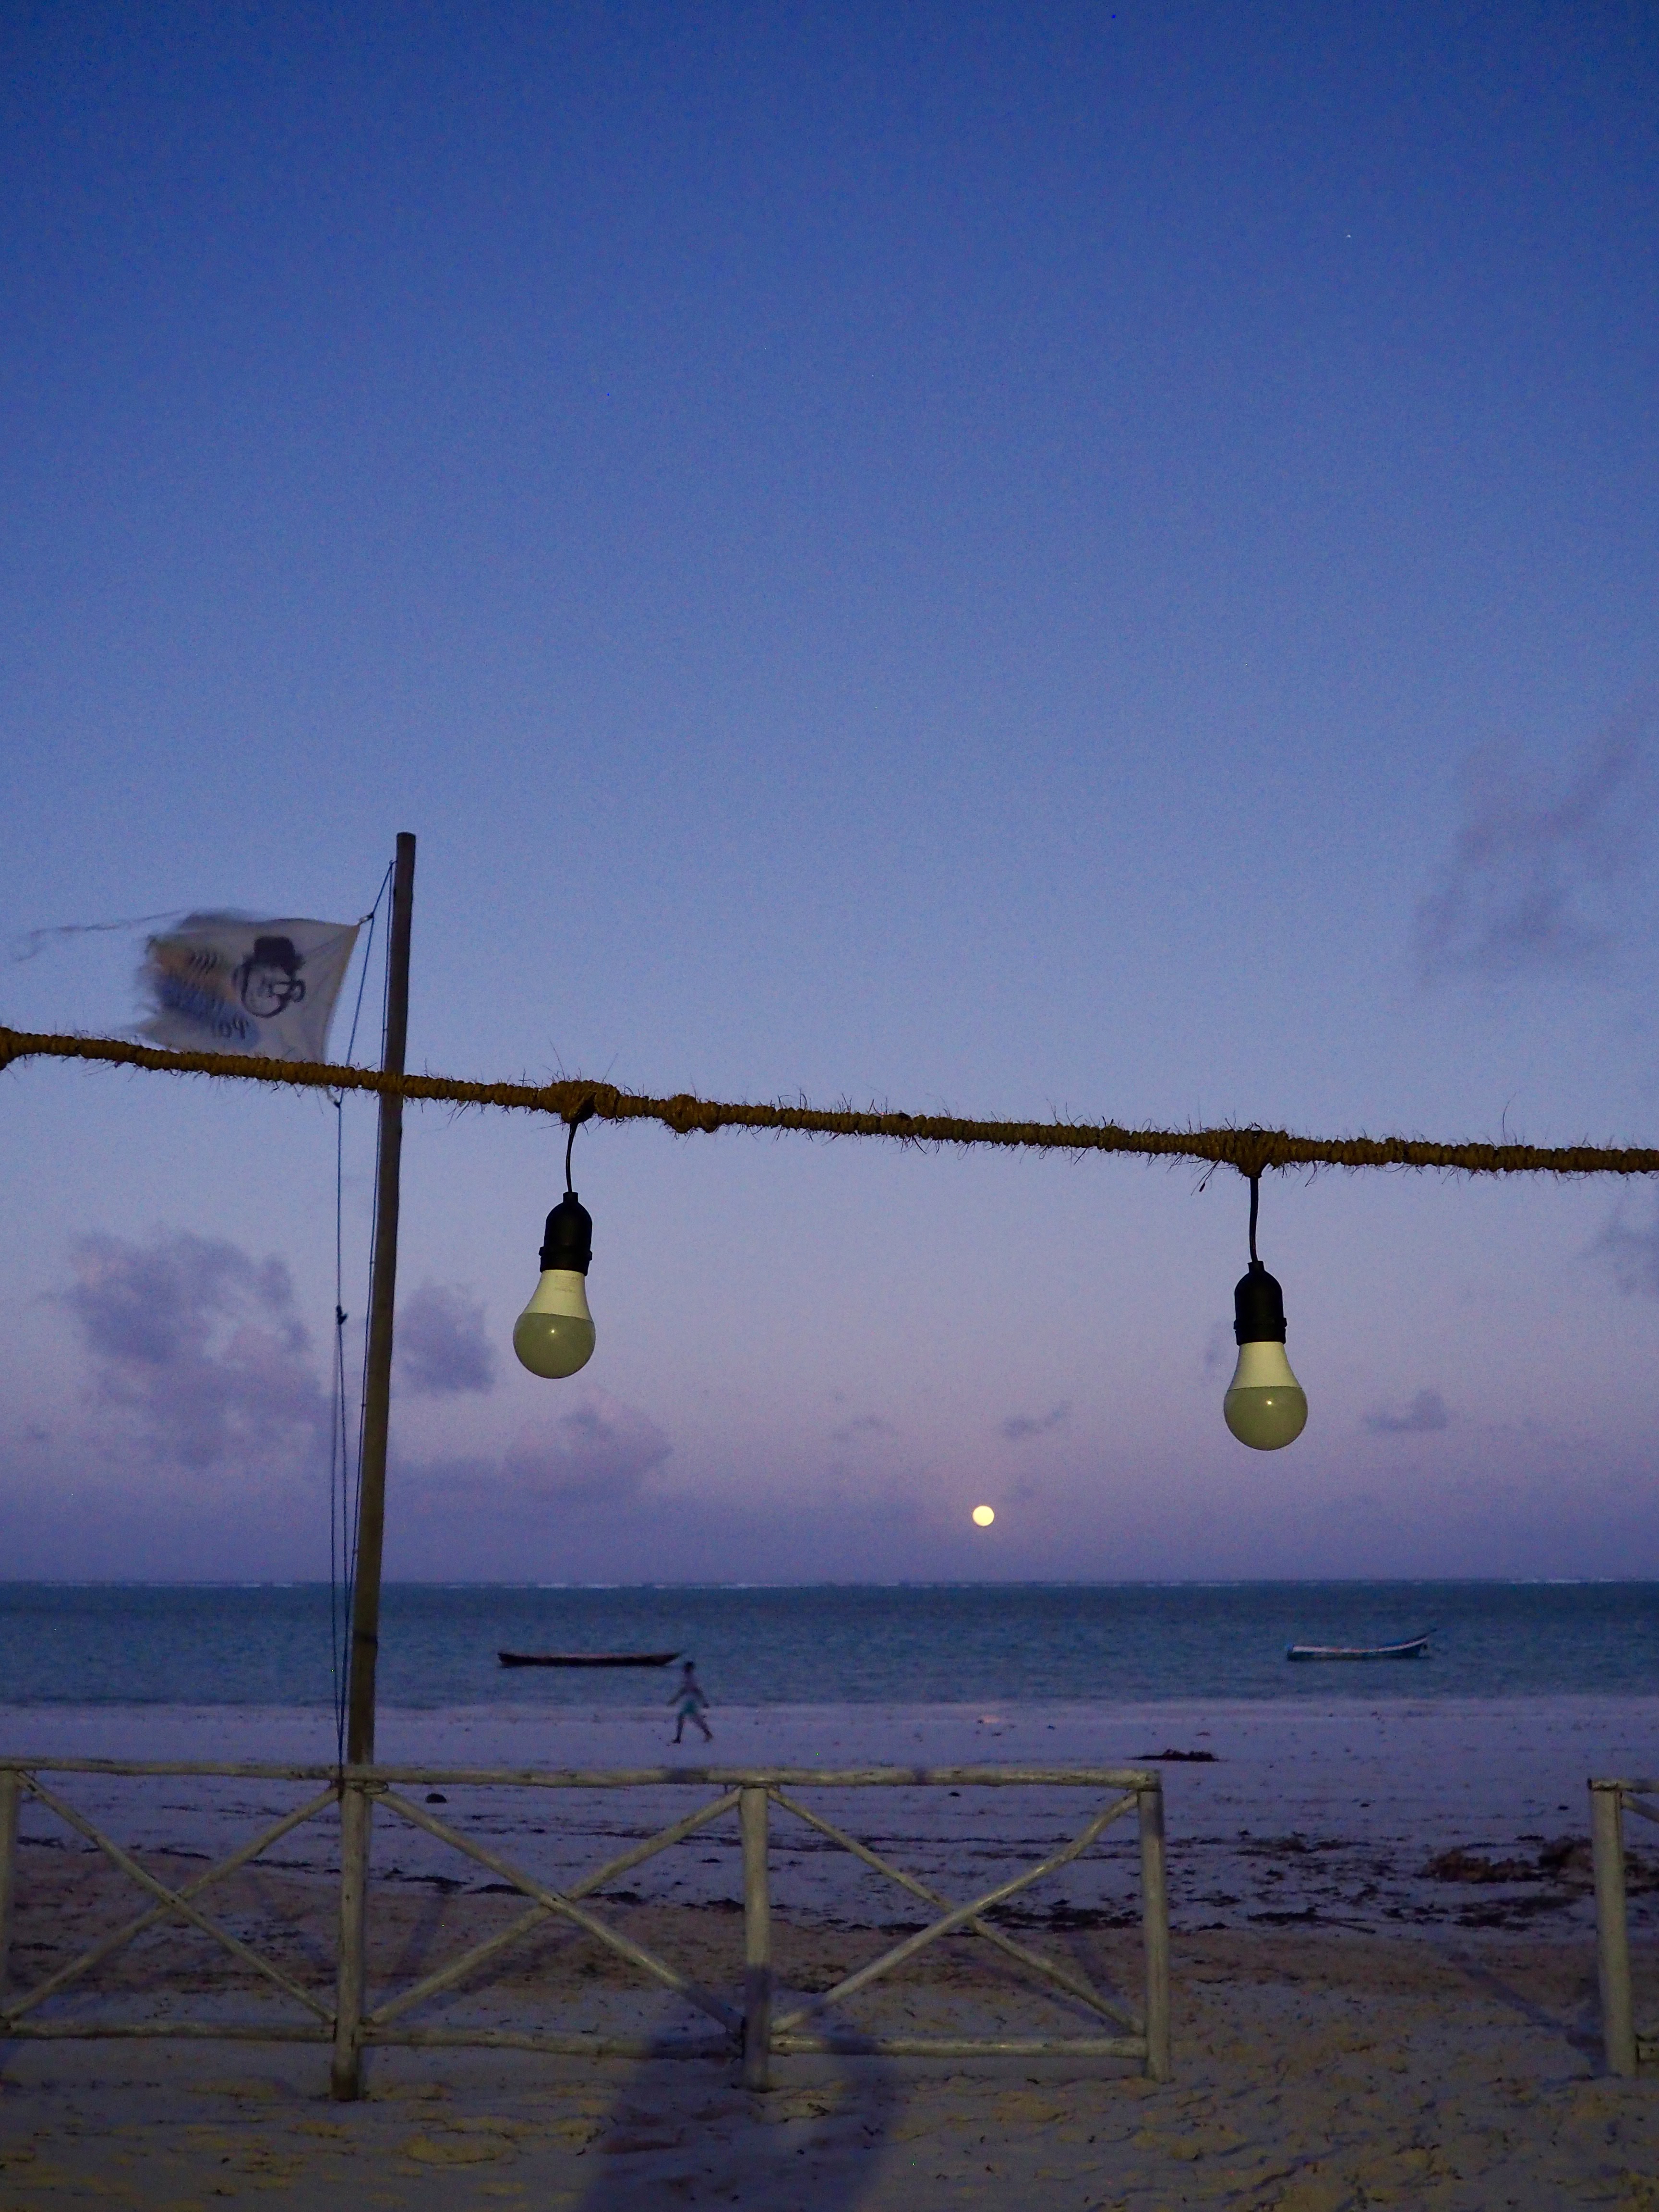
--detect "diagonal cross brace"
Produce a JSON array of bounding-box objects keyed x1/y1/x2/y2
[
  {"x1": 772, "y1": 1790, "x2": 1138, "y2": 2034},
  {"x1": 1621, "y1": 1795, "x2": 1659, "y2": 1827},
  {"x1": 19, "y1": 1777, "x2": 333, "y2": 2022},
  {"x1": 769, "y1": 1789, "x2": 1142, "y2": 2034},
  {"x1": 2, "y1": 1783, "x2": 335, "y2": 2025},
  {"x1": 376, "y1": 1789, "x2": 741, "y2": 2031},
  {"x1": 366, "y1": 1787, "x2": 743, "y2": 2030}
]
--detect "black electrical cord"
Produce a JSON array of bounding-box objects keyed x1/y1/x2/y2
[{"x1": 564, "y1": 1095, "x2": 595, "y2": 1194}]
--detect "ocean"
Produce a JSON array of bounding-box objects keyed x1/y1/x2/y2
[{"x1": 3, "y1": 1580, "x2": 1657, "y2": 1707}]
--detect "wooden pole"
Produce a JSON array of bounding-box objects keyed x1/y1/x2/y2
[
  {"x1": 333, "y1": 833, "x2": 413, "y2": 2103},
  {"x1": 1592, "y1": 1780, "x2": 1638, "y2": 2076},
  {"x1": 330, "y1": 1779, "x2": 372, "y2": 2100},
  {"x1": 1139, "y1": 1781, "x2": 1171, "y2": 2081},
  {"x1": 0, "y1": 1768, "x2": 20, "y2": 2004},
  {"x1": 741, "y1": 1787, "x2": 772, "y2": 2090},
  {"x1": 345, "y1": 831, "x2": 416, "y2": 1768}
]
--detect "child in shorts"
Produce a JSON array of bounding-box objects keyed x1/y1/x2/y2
[{"x1": 670, "y1": 1659, "x2": 712, "y2": 1743}]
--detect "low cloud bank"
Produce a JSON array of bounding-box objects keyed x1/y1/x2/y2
[
  {"x1": 502, "y1": 1392, "x2": 673, "y2": 1503},
  {"x1": 64, "y1": 1229, "x2": 324, "y2": 1477}
]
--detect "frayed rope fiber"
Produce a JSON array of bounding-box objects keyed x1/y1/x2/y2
[{"x1": 1, "y1": 1025, "x2": 1655, "y2": 1179}]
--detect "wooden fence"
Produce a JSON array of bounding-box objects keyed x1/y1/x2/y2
[
  {"x1": 1591, "y1": 1776, "x2": 1659, "y2": 2075},
  {"x1": 0, "y1": 1757, "x2": 1170, "y2": 2096}
]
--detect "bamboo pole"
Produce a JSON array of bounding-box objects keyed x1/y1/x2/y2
[
  {"x1": 771, "y1": 2033, "x2": 1145, "y2": 2059},
  {"x1": 346, "y1": 830, "x2": 416, "y2": 1768},
  {"x1": 1139, "y1": 1782, "x2": 1171, "y2": 2082},
  {"x1": 331, "y1": 1781, "x2": 372, "y2": 2100},
  {"x1": 1592, "y1": 1780, "x2": 1637, "y2": 2076},
  {"x1": 0, "y1": 1768, "x2": 19, "y2": 2004},
  {"x1": 0, "y1": 1756, "x2": 1156, "y2": 1788},
  {"x1": 9, "y1": 2020, "x2": 331, "y2": 2043},
  {"x1": 365, "y1": 2027, "x2": 732, "y2": 2057},
  {"x1": 741, "y1": 1787, "x2": 772, "y2": 2090}
]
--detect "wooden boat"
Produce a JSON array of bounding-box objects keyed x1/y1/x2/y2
[
  {"x1": 1285, "y1": 1635, "x2": 1430, "y2": 1663},
  {"x1": 498, "y1": 1650, "x2": 681, "y2": 1669}
]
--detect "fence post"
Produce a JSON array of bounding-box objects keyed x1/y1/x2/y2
[
  {"x1": 741, "y1": 1786, "x2": 772, "y2": 2090},
  {"x1": 1592, "y1": 1780, "x2": 1637, "y2": 2076},
  {"x1": 0, "y1": 1770, "x2": 20, "y2": 2005},
  {"x1": 331, "y1": 1779, "x2": 373, "y2": 2100},
  {"x1": 1138, "y1": 1779, "x2": 1171, "y2": 2082}
]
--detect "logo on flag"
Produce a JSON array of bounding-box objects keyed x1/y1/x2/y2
[{"x1": 138, "y1": 914, "x2": 361, "y2": 1061}]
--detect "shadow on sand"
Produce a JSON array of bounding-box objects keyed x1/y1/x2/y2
[{"x1": 566, "y1": 2032, "x2": 898, "y2": 2211}]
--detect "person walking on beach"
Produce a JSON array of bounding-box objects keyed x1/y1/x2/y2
[{"x1": 670, "y1": 1659, "x2": 712, "y2": 1744}]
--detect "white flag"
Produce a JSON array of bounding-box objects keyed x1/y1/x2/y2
[{"x1": 138, "y1": 913, "x2": 361, "y2": 1062}]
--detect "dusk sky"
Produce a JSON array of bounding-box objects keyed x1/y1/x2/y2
[{"x1": 3, "y1": 2, "x2": 1658, "y2": 1582}]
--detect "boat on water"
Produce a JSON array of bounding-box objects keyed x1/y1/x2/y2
[
  {"x1": 498, "y1": 1650, "x2": 682, "y2": 1669},
  {"x1": 1285, "y1": 1634, "x2": 1431, "y2": 1663}
]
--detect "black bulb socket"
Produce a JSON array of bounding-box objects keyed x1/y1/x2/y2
[
  {"x1": 1233, "y1": 1259, "x2": 1287, "y2": 1345},
  {"x1": 539, "y1": 1192, "x2": 593, "y2": 1275}
]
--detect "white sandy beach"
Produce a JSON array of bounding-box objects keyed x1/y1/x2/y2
[{"x1": 5, "y1": 1697, "x2": 1659, "y2": 2208}]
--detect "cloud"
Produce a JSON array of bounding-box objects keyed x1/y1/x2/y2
[
  {"x1": 63, "y1": 1230, "x2": 325, "y2": 1475},
  {"x1": 500, "y1": 1391, "x2": 673, "y2": 1504},
  {"x1": 397, "y1": 1284, "x2": 496, "y2": 1396},
  {"x1": 999, "y1": 1401, "x2": 1070, "y2": 1442},
  {"x1": 1416, "y1": 695, "x2": 1654, "y2": 981},
  {"x1": 1594, "y1": 1206, "x2": 1659, "y2": 1298},
  {"x1": 1364, "y1": 1388, "x2": 1450, "y2": 1437},
  {"x1": 830, "y1": 1413, "x2": 897, "y2": 1444}
]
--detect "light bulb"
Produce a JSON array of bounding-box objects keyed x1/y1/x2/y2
[
  {"x1": 514, "y1": 1190, "x2": 596, "y2": 1379},
  {"x1": 1223, "y1": 1258, "x2": 1307, "y2": 1450}
]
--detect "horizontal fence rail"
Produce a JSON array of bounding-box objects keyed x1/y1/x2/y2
[
  {"x1": 0, "y1": 1758, "x2": 1170, "y2": 2095},
  {"x1": 1591, "y1": 1778, "x2": 1659, "y2": 2075}
]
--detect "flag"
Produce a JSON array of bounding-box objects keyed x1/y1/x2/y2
[{"x1": 138, "y1": 913, "x2": 361, "y2": 1062}]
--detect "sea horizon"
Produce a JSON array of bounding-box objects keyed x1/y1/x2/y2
[
  {"x1": 5, "y1": 1579, "x2": 1657, "y2": 1707},
  {"x1": 4, "y1": 1575, "x2": 1654, "y2": 1590}
]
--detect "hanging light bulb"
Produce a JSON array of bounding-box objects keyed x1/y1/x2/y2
[
  {"x1": 1223, "y1": 1174, "x2": 1307, "y2": 1450},
  {"x1": 514, "y1": 1103, "x2": 597, "y2": 1379}
]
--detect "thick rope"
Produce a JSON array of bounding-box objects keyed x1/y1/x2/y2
[{"x1": 1, "y1": 1024, "x2": 1654, "y2": 1179}]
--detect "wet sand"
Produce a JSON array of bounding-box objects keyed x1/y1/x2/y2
[{"x1": 6, "y1": 1695, "x2": 1659, "y2": 1933}]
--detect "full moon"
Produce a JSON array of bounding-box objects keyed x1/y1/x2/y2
[{"x1": 971, "y1": 1504, "x2": 996, "y2": 1527}]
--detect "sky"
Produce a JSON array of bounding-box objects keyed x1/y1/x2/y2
[{"x1": 2, "y1": 0, "x2": 1658, "y2": 1582}]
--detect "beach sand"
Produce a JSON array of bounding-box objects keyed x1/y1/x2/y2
[
  {"x1": 3, "y1": 1917, "x2": 1659, "y2": 2208},
  {"x1": 4, "y1": 1698, "x2": 1659, "y2": 2205}
]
